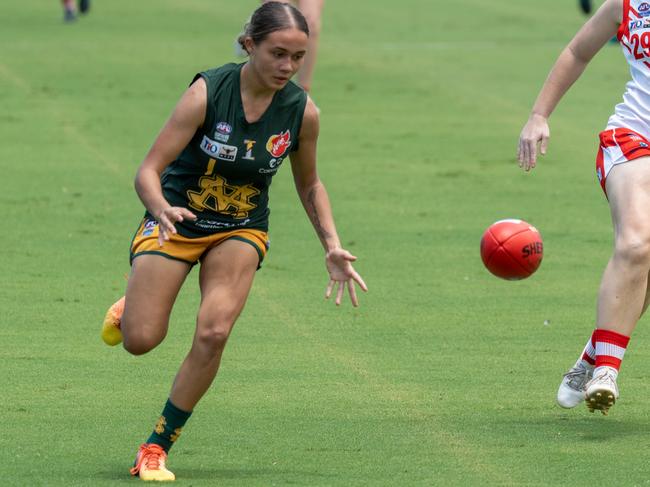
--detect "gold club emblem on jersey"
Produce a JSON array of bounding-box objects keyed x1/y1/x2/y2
[
  {"x1": 242, "y1": 139, "x2": 256, "y2": 160},
  {"x1": 187, "y1": 174, "x2": 260, "y2": 219}
]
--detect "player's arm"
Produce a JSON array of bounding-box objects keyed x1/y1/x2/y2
[
  {"x1": 518, "y1": 0, "x2": 622, "y2": 170},
  {"x1": 135, "y1": 78, "x2": 206, "y2": 245},
  {"x1": 290, "y1": 97, "x2": 368, "y2": 306}
]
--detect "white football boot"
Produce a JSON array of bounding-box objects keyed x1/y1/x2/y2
[
  {"x1": 557, "y1": 361, "x2": 593, "y2": 409},
  {"x1": 585, "y1": 367, "x2": 619, "y2": 415}
]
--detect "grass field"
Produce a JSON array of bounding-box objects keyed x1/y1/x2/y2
[{"x1": 3, "y1": 0, "x2": 650, "y2": 485}]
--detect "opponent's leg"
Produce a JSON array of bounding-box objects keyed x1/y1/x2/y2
[
  {"x1": 579, "y1": 0, "x2": 592, "y2": 15},
  {"x1": 639, "y1": 269, "x2": 650, "y2": 316},
  {"x1": 585, "y1": 157, "x2": 650, "y2": 413},
  {"x1": 557, "y1": 334, "x2": 595, "y2": 408},
  {"x1": 295, "y1": 0, "x2": 324, "y2": 93},
  {"x1": 61, "y1": 0, "x2": 76, "y2": 21}
]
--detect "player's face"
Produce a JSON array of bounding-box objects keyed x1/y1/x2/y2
[{"x1": 247, "y1": 27, "x2": 308, "y2": 90}]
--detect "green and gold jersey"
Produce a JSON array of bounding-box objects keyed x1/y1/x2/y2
[{"x1": 151, "y1": 63, "x2": 308, "y2": 237}]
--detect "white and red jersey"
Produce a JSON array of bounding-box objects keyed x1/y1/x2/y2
[{"x1": 608, "y1": 0, "x2": 650, "y2": 136}]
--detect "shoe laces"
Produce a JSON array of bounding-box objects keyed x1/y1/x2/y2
[
  {"x1": 591, "y1": 369, "x2": 617, "y2": 386},
  {"x1": 130, "y1": 444, "x2": 167, "y2": 475},
  {"x1": 563, "y1": 365, "x2": 593, "y2": 391}
]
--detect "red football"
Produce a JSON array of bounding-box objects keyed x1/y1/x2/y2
[{"x1": 480, "y1": 219, "x2": 543, "y2": 280}]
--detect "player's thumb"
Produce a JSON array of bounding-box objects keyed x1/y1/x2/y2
[
  {"x1": 344, "y1": 251, "x2": 357, "y2": 261},
  {"x1": 540, "y1": 136, "x2": 549, "y2": 156}
]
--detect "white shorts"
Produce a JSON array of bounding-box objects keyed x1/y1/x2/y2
[{"x1": 596, "y1": 127, "x2": 650, "y2": 196}]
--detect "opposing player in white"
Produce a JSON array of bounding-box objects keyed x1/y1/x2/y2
[{"x1": 518, "y1": 0, "x2": 650, "y2": 414}]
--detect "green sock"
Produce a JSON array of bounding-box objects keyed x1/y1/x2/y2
[{"x1": 146, "y1": 399, "x2": 192, "y2": 452}]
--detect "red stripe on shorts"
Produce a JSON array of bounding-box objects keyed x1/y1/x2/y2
[{"x1": 596, "y1": 128, "x2": 650, "y2": 197}]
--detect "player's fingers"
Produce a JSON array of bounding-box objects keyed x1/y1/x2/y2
[
  {"x1": 347, "y1": 280, "x2": 359, "y2": 307},
  {"x1": 159, "y1": 212, "x2": 173, "y2": 229},
  {"x1": 351, "y1": 271, "x2": 368, "y2": 292},
  {"x1": 335, "y1": 281, "x2": 344, "y2": 306},
  {"x1": 526, "y1": 140, "x2": 536, "y2": 171},
  {"x1": 521, "y1": 139, "x2": 530, "y2": 170},
  {"x1": 325, "y1": 279, "x2": 335, "y2": 299},
  {"x1": 161, "y1": 221, "x2": 177, "y2": 236},
  {"x1": 169, "y1": 209, "x2": 185, "y2": 224},
  {"x1": 180, "y1": 208, "x2": 197, "y2": 221},
  {"x1": 158, "y1": 229, "x2": 169, "y2": 247},
  {"x1": 540, "y1": 135, "x2": 549, "y2": 156},
  {"x1": 517, "y1": 139, "x2": 524, "y2": 166}
]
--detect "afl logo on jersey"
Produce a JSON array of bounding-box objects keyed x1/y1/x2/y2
[
  {"x1": 214, "y1": 122, "x2": 233, "y2": 142},
  {"x1": 216, "y1": 122, "x2": 232, "y2": 135},
  {"x1": 266, "y1": 130, "x2": 291, "y2": 158},
  {"x1": 640, "y1": 2, "x2": 650, "y2": 16}
]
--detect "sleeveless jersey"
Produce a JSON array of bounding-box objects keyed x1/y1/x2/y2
[
  {"x1": 608, "y1": 0, "x2": 650, "y2": 136},
  {"x1": 154, "y1": 63, "x2": 308, "y2": 237}
]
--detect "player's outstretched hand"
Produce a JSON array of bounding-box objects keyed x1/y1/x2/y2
[
  {"x1": 325, "y1": 248, "x2": 368, "y2": 307},
  {"x1": 156, "y1": 206, "x2": 197, "y2": 247},
  {"x1": 518, "y1": 113, "x2": 550, "y2": 172}
]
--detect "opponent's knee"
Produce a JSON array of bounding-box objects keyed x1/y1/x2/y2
[
  {"x1": 306, "y1": 17, "x2": 321, "y2": 36},
  {"x1": 615, "y1": 235, "x2": 650, "y2": 267}
]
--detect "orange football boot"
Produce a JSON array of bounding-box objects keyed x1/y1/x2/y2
[
  {"x1": 130, "y1": 443, "x2": 175, "y2": 482},
  {"x1": 101, "y1": 296, "x2": 125, "y2": 346}
]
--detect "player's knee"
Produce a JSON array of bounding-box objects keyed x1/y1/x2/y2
[
  {"x1": 122, "y1": 329, "x2": 162, "y2": 356},
  {"x1": 615, "y1": 234, "x2": 650, "y2": 267},
  {"x1": 196, "y1": 323, "x2": 232, "y2": 354}
]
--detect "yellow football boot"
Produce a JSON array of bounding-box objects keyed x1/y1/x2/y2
[
  {"x1": 130, "y1": 443, "x2": 175, "y2": 482},
  {"x1": 101, "y1": 296, "x2": 125, "y2": 346}
]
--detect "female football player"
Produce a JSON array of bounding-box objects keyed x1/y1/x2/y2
[
  {"x1": 101, "y1": 2, "x2": 367, "y2": 481},
  {"x1": 518, "y1": 0, "x2": 650, "y2": 415},
  {"x1": 60, "y1": 0, "x2": 89, "y2": 22}
]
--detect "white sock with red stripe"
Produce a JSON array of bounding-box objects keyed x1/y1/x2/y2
[
  {"x1": 592, "y1": 328, "x2": 630, "y2": 379},
  {"x1": 577, "y1": 332, "x2": 596, "y2": 368}
]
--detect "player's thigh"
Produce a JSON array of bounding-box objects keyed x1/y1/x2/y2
[
  {"x1": 196, "y1": 239, "x2": 260, "y2": 334},
  {"x1": 297, "y1": 0, "x2": 324, "y2": 20},
  {"x1": 605, "y1": 156, "x2": 650, "y2": 238},
  {"x1": 123, "y1": 254, "x2": 191, "y2": 338}
]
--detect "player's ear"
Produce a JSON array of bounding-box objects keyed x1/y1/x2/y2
[{"x1": 244, "y1": 37, "x2": 255, "y2": 55}]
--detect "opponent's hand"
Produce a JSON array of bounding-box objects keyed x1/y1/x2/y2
[
  {"x1": 156, "y1": 206, "x2": 197, "y2": 247},
  {"x1": 518, "y1": 113, "x2": 550, "y2": 171},
  {"x1": 324, "y1": 248, "x2": 368, "y2": 307}
]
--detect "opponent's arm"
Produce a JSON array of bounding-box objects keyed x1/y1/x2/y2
[
  {"x1": 518, "y1": 0, "x2": 622, "y2": 170},
  {"x1": 135, "y1": 78, "x2": 206, "y2": 246},
  {"x1": 290, "y1": 97, "x2": 368, "y2": 306}
]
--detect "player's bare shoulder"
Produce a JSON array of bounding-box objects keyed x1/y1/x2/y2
[{"x1": 299, "y1": 96, "x2": 320, "y2": 140}]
